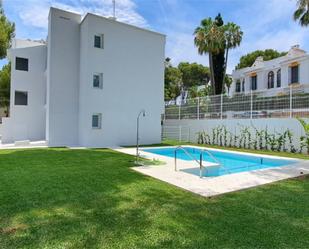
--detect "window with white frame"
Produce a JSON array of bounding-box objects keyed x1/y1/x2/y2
[
  {"x1": 15, "y1": 57, "x2": 29, "y2": 71},
  {"x1": 15, "y1": 91, "x2": 28, "y2": 105},
  {"x1": 92, "y1": 114, "x2": 102, "y2": 129},
  {"x1": 94, "y1": 34, "x2": 104, "y2": 49},
  {"x1": 93, "y1": 73, "x2": 103, "y2": 89},
  {"x1": 235, "y1": 80, "x2": 241, "y2": 93}
]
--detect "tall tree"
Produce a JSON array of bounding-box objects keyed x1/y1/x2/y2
[
  {"x1": 212, "y1": 14, "x2": 225, "y2": 95},
  {"x1": 0, "y1": 63, "x2": 10, "y2": 116},
  {"x1": 164, "y1": 58, "x2": 182, "y2": 100},
  {"x1": 194, "y1": 14, "x2": 242, "y2": 95},
  {"x1": 294, "y1": 0, "x2": 309, "y2": 26},
  {"x1": 0, "y1": 0, "x2": 15, "y2": 59},
  {"x1": 223, "y1": 22, "x2": 243, "y2": 82},
  {"x1": 194, "y1": 18, "x2": 225, "y2": 95},
  {"x1": 178, "y1": 62, "x2": 210, "y2": 88},
  {"x1": 236, "y1": 49, "x2": 287, "y2": 69}
]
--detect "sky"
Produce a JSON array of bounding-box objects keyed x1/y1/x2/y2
[{"x1": 1, "y1": 0, "x2": 309, "y2": 73}]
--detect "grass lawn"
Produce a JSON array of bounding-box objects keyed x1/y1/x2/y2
[{"x1": 0, "y1": 148, "x2": 308, "y2": 249}]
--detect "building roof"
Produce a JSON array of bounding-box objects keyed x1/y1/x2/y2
[
  {"x1": 81, "y1": 12, "x2": 166, "y2": 37},
  {"x1": 233, "y1": 45, "x2": 308, "y2": 76}
]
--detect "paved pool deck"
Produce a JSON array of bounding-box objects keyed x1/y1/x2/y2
[{"x1": 115, "y1": 146, "x2": 309, "y2": 197}]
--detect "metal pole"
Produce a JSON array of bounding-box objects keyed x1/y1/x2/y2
[
  {"x1": 289, "y1": 85, "x2": 293, "y2": 118},
  {"x1": 220, "y1": 94, "x2": 223, "y2": 120},
  {"x1": 178, "y1": 102, "x2": 181, "y2": 120},
  {"x1": 179, "y1": 126, "x2": 182, "y2": 142},
  {"x1": 197, "y1": 97, "x2": 200, "y2": 120},
  {"x1": 136, "y1": 110, "x2": 146, "y2": 164},
  {"x1": 112, "y1": 0, "x2": 116, "y2": 18},
  {"x1": 250, "y1": 90, "x2": 253, "y2": 119},
  {"x1": 200, "y1": 153, "x2": 203, "y2": 178},
  {"x1": 136, "y1": 116, "x2": 139, "y2": 163}
]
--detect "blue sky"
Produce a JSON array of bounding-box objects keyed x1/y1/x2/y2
[{"x1": 2, "y1": 0, "x2": 309, "y2": 73}]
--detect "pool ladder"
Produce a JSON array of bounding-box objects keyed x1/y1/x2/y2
[{"x1": 174, "y1": 146, "x2": 222, "y2": 178}]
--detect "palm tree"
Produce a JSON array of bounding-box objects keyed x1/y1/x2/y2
[
  {"x1": 294, "y1": 0, "x2": 309, "y2": 26},
  {"x1": 194, "y1": 18, "x2": 225, "y2": 94},
  {"x1": 223, "y1": 22, "x2": 243, "y2": 83}
]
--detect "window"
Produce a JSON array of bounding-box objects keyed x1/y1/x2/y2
[
  {"x1": 267, "y1": 71, "x2": 274, "y2": 89},
  {"x1": 93, "y1": 73, "x2": 103, "y2": 89},
  {"x1": 15, "y1": 91, "x2": 28, "y2": 105},
  {"x1": 235, "y1": 80, "x2": 241, "y2": 93},
  {"x1": 92, "y1": 114, "x2": 102, "y2": 129},
  {"x1": 290, "y1": 65, "x2": 299, "y2": 84},
  {"x1": 15, "y1": 57, "x2": 28, "y2": 71},
  {"x1": 277, "y1": 69, "x2": 281, "y2": 87},
  {"x1": 94, "y1": 34, "x2": 104, "y2": 48},
  {"x1": 241, "y1": 79, "x2": 245, "y2": 92},
  {"x1": 251, "y1": 75, "x2": 257, "y2": 90}
]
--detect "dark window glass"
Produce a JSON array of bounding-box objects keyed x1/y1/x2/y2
[
  {"x1": 291, "y1": 65, "x2": 299, "y2": 84},
  {"x1": 94, "y1": 35, "x2": 101, "y2": 48},
  {"x1": 235, "y1": 80, "x2": 241, "y2": 92},
  {"x1": 241, "y1": 80, "x2": 245, "y2": 92},
  {"x1": 93, "y1": 74, "x2": 100, "y2": 88},
  {"x1": 15, "y1": 57, "x2": 29, "y2": 71},
  {"x1": 15, "y1": 91, "x2": 28, "y2": 105},
  {"x1": 268, "y1": 71, "x2": 274, "y2": 89},
  {"x1": 251, "y1": 75, "x2": 257, "y2": 90},
  {"x1": 92, "y1": 114, "x2": 101, "y2": 129},
  {"x1": 277, "y1": 69, "x2": 281, "y2": 87}
]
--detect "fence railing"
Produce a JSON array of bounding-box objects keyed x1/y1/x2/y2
[{"x1": 164, "y1": 84, "x2": 309, "y2": 120}]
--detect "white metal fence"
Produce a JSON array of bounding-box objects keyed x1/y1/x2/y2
[{"x1": 164, "y1": 84, "x2": 309, "y2": 120}]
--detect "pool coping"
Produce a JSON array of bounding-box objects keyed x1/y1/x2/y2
[{"x1": 115, "y1": 145, "x2": 309, "y2": 197}]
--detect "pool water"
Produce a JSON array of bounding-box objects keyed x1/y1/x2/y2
[{"x1": 142, "y1": 147, "x2": 298, "y2": 177}]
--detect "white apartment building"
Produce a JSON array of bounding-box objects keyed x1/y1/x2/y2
[
  {"x1": 1, "y1": 7, "x2": 165, "y2": 147},
  {"x1": 231, "y1": 45, "x2": 309, "y2": 96}
]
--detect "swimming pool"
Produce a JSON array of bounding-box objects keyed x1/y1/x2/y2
[{"x1": 142, "y1": 147, "x2": 299, "y2": 177}]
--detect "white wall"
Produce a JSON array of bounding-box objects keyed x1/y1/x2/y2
[
  {"x1": 46, "y1": 8, "x2": 81, "y2": 146},
  {"x1": 78, "y1": 14, "x2": 165, "y2": 147},
  {"x1": 163, "y1": 118, "x2": 309, "y2": 151},
  {"x1": 1, "y1": 44, "x2": 47, "y2": 143}
]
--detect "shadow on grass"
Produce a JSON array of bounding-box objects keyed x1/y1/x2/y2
[{"x1": 0, "y1": 148, "x2": 308, "y2": 249}]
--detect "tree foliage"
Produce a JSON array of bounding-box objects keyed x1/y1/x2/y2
[
  {"x1": 164, "y1": 59, "x2": 210, "y2": 100},
  {"x1": 0, "y1": 0, "x2": 15, "y2": 59},
  {"x1": 178, "y1": 62, "x2": 209, "y2": 88},
  {"x1": 194, "y1": 14, "x2": 242, "y2": 95},
  {"x1": 0, "y1": 63, "x2": 10, "y2": 116},
  {"x1": 235, "y1": 49, "x2": 287, "y2": 70},
  {"x1": 294, "y1": 0, "x2": 309, "y2": 26}
]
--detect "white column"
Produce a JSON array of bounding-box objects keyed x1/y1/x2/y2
[
  {"x1": 197, "y1": 97, "x2": 200, "y2": 120},
  {"x1": 289, "y1": 85, "x2": 293, "y2": 118},
  {"x1": 250, "y1": 90, "x2": 253, "y2": 119},
  {"x1": 220, "y1": 94, "x2": 223, "y2": 120}
]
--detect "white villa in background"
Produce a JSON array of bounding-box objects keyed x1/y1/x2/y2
[
  {"x1": 230, "y1": 45, "x2": 309, "y2": 96},
  {"x1": 1, "y1": 7, "x2": 165, "y2": 147}
]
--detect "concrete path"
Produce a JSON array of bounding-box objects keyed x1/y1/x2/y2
[{"x1": 115, "y1": 146, "x2": 309, "y2": 197}]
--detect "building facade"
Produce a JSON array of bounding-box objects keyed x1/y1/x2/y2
[
  {"x1": 231, "y1": 46, "x2": 309, "y2": 96},
  {"x1": 1, "y1": 7, "x2": 165, "y2": 147}
]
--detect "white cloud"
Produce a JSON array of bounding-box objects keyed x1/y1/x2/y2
[{"x1": 17, "y1": 0, "x2": 148, "y2": 30}]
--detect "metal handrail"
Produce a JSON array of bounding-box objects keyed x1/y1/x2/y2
[
  {"x1": 200, "y1": 149, "x2": 221, "y2": 165},
  {"x1": 174, "y1": 146, "x2": 221, "y2": 178}
]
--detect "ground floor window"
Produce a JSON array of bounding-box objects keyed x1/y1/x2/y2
[
  {"x1": 290, "y1": 65, "x2": 299, "y2": 84},
  {"x1": 277, "y1": 69, "x2": 281, "y2": 87},
  {"x1": 14, "y1": 91, "x2": 28, "y2": 105},
  {"x1": 235, "y1": 80, "x2": 241, "y2": 92},
  {"x1": 267, "y1": 71, "x2": 274, "y2": 89},
  {"x1": 92, "y1": 114, "x2": 102, "y2": 129},
  {"x1": 251, "y1": 75, "x2": 257, "y2": 90}
]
